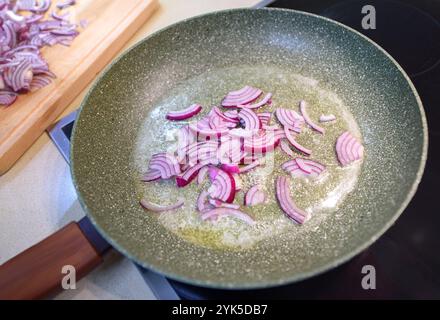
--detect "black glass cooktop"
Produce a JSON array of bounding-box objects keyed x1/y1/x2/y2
[{"x1": 167, "y1": 0, "x2": 440, "y2": 299}]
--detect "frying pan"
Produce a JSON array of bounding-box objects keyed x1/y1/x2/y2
[{"x1": 0, "y1": 8, "x2": 428, "y2": 295}]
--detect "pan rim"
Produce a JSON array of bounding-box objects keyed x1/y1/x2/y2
[{"x1": 71, "y1": 7, "x2": 428, "y2": 290}]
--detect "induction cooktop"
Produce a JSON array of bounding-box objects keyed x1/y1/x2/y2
[{"x1": 49, "y1": 0, "x2": 440, "y2": 299}]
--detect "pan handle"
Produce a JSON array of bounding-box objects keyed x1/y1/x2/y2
[{"x1": 0, "y1": 222, "x2": 104, "y2": 299}]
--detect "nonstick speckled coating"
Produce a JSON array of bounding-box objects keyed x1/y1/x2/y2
[{"x1": 71, "y1": 8, "x2": 427, "y2": 288}]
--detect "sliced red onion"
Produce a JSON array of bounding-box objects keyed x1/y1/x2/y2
[
  {"x1": 295, "y1": 158, "x2": 311, "y2": 174},
  {"x1": 0, "y1": 90, "x2": 18, "y2": 106},
  {"x1": 208, "y1": 112, "x2": 231, "y2": 129},
  {"x1": 336, "y1": 131, "x2": 364, "y2": 166},
  {"x1": 275, "y1": 176, "x2": 309, "y2": 224},
  {"x1": 238, "y1": 108, "x2": 261, "y2": 130},
  {"x1": 282, "y1": 158, "x2": 326, "y2": 178},
  {"x1": 208, "y1": 199, "x2": 240, "y2": 210},
  {"x1": 208, "y1": 166, "x2": 218, "y2": 181},
  {"x1": 222, "y1": 85, "x2": 262, "y2": 108},
  {"x1": 176, "y1": 158, "x2": 215, "y2": 187},
  {"x1": 5, "y1": 10, "x2": 25, "y2": 22},
  {"x1": 220, "y1": 163, "x2": 240, "y2": 174},
  {"x1": 243, "y1": 130, "x2": 279, "y2": 154},
  {"x1": 16, "y1": 0, "x2": 38, "y2": 11},
  {"x1": 184, "y1": 141, "x2": 218, "y2": 164},
  {"x1": 189, "y1": 122, "x2": 229, "y2": 139},
  {"x1": 201, "y1": 208, "x2": 255, "y2": 225},
  {"x1": 216, "y1": 136, "x2": 240, "y2": 164},
  {"x1": 208, "y1": 168, "x2": 236, "y2": 203},
  {"x1": 4, "y1": 59, "x2": 33, "y2": 91},
  {"x1": 239, "y1": 158, "x2": 264, "y2": 173},
  {"x1": 319, "y1": 114, "x2": 336, "y2": 123},
  {"x1": 239, "y1": 152, "x2": 263, "y2": 165},
  {"x1": 299, "y1": 100, "x2": 324, "y2": 134},
  {"x1": 166, "y1": 104, "x2": 202, "y2": 121},
  {"x1": 275, "y1": 108, "x2": 304, "y2": 133},
  {"x1": 229, "y1": 127, "x2": 257, "y2": 138},
  {"x1": 51, "y1": 10, "x2": 70, "y2": 21},
  {"x1": 257, "y1": 111, "x2": 272, "y2": 126},
  {"x1": 56, "y1": 0, "x2": 76, "y2": 10},
  {"x1": 212, "y1": 106, "x2": 239, "y2": 123},
  {"x1": 244, "y1": 185, "x2": 266, "y2": 206},
  {"x1": 223, "y1": 109, "x2": 239, "y2": 120},
  {"x1": 140, "y1": 198, "x2": 184, "y2": 213},
  {"x1": 238, "y1": 92, "x2": 272, "y2": 109},
  {"x1": 176, "y1": 125, "x2": 196, "y2": 161},
  {"x1": 284, "y1": 127, "x2": 311, "y2": 155},
  {"x1": 197, "y1": 166, "x2": 208, "y2": 184},
  {"x1": 141, "y1": 169, "x2": 161, "y2": 182},
  {"x1": 149, "y1": 152, "x2": 181, "y2": 179},
  {"x1": 31, "y1": 0, "x2": 52, "y2": 12},
  {"x1": 0, "y1": 0, "x2": 80, "y2": 107},
  {"x1": 280, "y1": 139, "x2": 296, "y2": 157},
  {"x1": 233, "y1": 174, "x2": 242, "y2": 191},
  {"x1": 30, "y1": 74, "x2": 52, "y2": 91}
]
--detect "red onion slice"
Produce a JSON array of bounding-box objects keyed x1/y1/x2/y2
[
  {"x1": 257, "y1": 111, "x2": 272, "y2": 126},
  {"x1": 223, "y1": 110, "x2": 239, "y2": 120},
  {"x1": 222, "y1": 86, "x2": 262, "y2": 108},
  {"x1": 238, "y1": 92, "x2": 272, "y2": 109},
  {"x1": 239, "y1": 158, "x2": 264, "y2": 173},
  {"x1": 201, "y1": 208, "x2": 255, "y2": 225},
  {"x1": 233, "y1": 174, "x2": 242, "y2": 191},
  {"x1": 0, "y1": 0, "x2": 81, "y2": 107},
  {"x1": 208, "y1": 199, "x2": 240, "y2": 210},
  {"x1": 0, "y1": 90, "x2": 18, "y2": 106},
  {"x1": 238, "y1": 108, "x2": 261, "y2": 130},
  {"x1": 189, "y1": 122, "x2": 229, "y2": 139},
  {"x1": 244, "y1": 185, "x2": 266, "y2": 206},
  {"x1": 208, "y1": 112, "x2": 232, "y2": 129},
  {"x1": 197, "y1": 166, "x2": 208, "y2": 184},
  {"x1": 166, "y1": 104, "x2": 202, "y2": 121},
  {"x1": 141, "y1": 169, "x2": 161, "y2": 182},
  {"x1": 184, "y1": 141, "x2": 219, "y2": 164},
  {"x1": 208, "y1": 168, "x2": 236, "y2": 203},
  {"x1": 149, "y1": 152, "x2": 181, "y2": 179},
  {"x1": 140, "y1": 198, "x2": 184, "y2": 213},
  {"x1": 280, "y1": 140, "x2": 296, "y2": 157},
  {"x1": 319, "y1": 114, "x2": 336, "y2": 123},
  {"x1": 299, "y1": 100, "x2": 324, "y2": 134},
  {"x1": 229, "y1": 128, "x2": 257, "y2": 138},
  {"x1": 220, "y1": 163, "x2": 240, "y2": 174},
  {"x1": 282, "y1": 159, "x2": 325, "y2": 178},
  {"x1": 243, "y1": 130, "x2": 279, "y2": 154},
  {"x1": 336, "y1": 131, "x2": 364, "y2": 166},
  {"x1": 284, "y1": 127, "x2": 311, "y2": 155},
  {"x1": 176, "y1": 159, "x2": 214, "y2": 187},
  {"x1": 56, "y1": 0, "x2": 76, "y2": 10},
  {"x1": 212, "y1": 106, "x2": 239, "y2": 123},
  {"x1": 275, "y1": 176, "x2": 309, "y2": 224},
  {"x1": 216, "y1": 136, "x2": 244, "y2": 164},
  {"x1": 295, "y1": 158, "x2": 312, "y2": 174},
  {"x1": 275, "y1": 108, "x2": 304, "y2": 133}
]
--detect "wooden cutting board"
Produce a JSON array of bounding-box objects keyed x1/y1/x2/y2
[{"x1": 0, "y1": 0, "x2": 158, "y2": 175}]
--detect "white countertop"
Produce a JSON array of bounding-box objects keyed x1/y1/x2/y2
[{"x1": 0, "y1": 0, "x2": 259, "y2": 300}]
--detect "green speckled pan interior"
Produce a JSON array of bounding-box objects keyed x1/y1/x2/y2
[{"x1": 71, "y1": 8, "x2": 427, "y2": 288}]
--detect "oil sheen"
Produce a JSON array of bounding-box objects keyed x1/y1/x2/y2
[{"x1": 134, "y1": 65, "x2": 363, "y2": 250}]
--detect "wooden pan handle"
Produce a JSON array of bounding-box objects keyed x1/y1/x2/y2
[{"x1": 0, "y1": 222, "x2": 103, "y2": 300}]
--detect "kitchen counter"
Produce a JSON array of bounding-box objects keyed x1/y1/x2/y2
[{"x1": 0, "y1": 0, "x2": 258, "y2": 300}]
